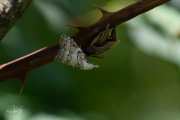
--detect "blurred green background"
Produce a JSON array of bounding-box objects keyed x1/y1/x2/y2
[{"x1": 1, "y1": 0, "x2": 180, "y2": 120}]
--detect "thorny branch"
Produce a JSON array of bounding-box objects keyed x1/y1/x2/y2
[{"x1": 0, "y1": 0, "x2": 170, "y2": 86}]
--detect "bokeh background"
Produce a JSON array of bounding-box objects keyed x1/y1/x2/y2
[{"x1": 1, "y1": 0, "x2": 180, "y2": 120}]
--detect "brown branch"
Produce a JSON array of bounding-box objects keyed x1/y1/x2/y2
[
  {"x1": 0, "y1": 0, "x2": 170, "y2": 82},
  {"x1": 0, "y1": 0, "x2": 33, "y2": 41}
]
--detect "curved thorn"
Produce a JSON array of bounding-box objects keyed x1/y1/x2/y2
[
  {"x1": 19, "y1": 79, "x2": 25, "y2": 96},
  {"x1": 92, "y1": 4, "x2": 109, "y2": 15},
  {"x1": 15, "y1": 74, "x2": 27, "y2": 95}
]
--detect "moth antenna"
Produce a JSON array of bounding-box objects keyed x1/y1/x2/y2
[
  {"x1": 92, "y1": 55, "x2": 108, "y2": 58},
  {"x1": 92, "y1": 4, "x2": 109, "y2": 15}
]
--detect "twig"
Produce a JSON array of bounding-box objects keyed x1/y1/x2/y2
[
  {"x1": 0, "y1": 0, "x2": 170, "y2": 82},
  {"x1": 0, "y1": 0, "x2": 33, "y2": 41}
]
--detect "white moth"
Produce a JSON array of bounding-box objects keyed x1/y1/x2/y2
[{"x1": 54, "y1": 34, "x2": 99, "y2": 70}]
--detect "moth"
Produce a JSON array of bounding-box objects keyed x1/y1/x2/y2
[
  {"x1": 54, "y1": 25, "x2": 119, "y2": 70},
  {"x1": 54, "y1": 34, "x2": 99, "y2": 70}
]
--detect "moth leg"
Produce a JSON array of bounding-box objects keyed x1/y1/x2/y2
[
  {"x1": 90, "y1": 35, "x2": 100, "y2": 46},
  {"x1": 111, "y1": 27, "x2": 118, "y2": 42},
  {"x1": 97, "y1": 24, "x2": 110, "y2": 46},
  {"x1": 87, "y1": 44, "x2": 113, "y2": 56}
]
